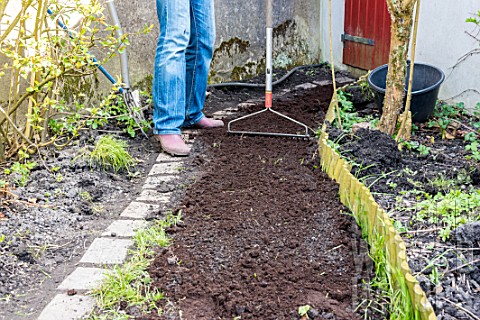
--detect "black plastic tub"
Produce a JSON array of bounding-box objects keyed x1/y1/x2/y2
[{"x1": 367, "y1": 62, "x2": 445, "y2": 123}]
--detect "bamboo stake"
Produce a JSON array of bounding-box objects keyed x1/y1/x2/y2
[{"x1": 328, "y1": 0, "x2": 342, "y2": 130}]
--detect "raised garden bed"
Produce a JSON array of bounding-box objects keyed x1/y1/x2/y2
[{"x1": 324, "y1": 84, "x2": 480, "y2": 319}]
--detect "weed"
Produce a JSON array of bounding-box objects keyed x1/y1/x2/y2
[
  {"x1": 413, "y1": 190, "x2": 480, "y2": 241},
  {"x1": 79, "y1": 191, "x2": 93, "y2": 202},
  {"x1": 465, "y1": 140, "x2": 480, "y2": 161},
  {"x1": 298, "y1": 305, "x2": 311, "y2": 318},
  {"x1": 88, "y1": 136, "x2": 136, "y2": 172},
  {"x1": 55, "y1": 173, "x2": 64, "y2": 183},
  {"x1": 399, "y1": 140, "x2": 430, "y2": 156},
  {"x1": 3, "y1": 161, "x2": 37, "y2": 187},
  {"x1": 333, "y1": 90, "x2": 375, "y2": 132},
  {"x1": 393, "y1": 220, "x2": 408, "y2": 233},
  {"x1": 359, "y1": 80, "x2": 374, "y2": 100},
  {"x1": 428, "y1": 174, "x2": 455, "y2": 193},
  {"x1": 92, "y1": 204, "x2": 104, "y2": 214},
  {"x1": 416, "y1": 145, "x2": 431, "y2": 156},
  {"x1": 107, "y1": 95, "x2": 151, "y2": 138},
  {"x1": 427, "y1": 102, "x2": 467, "y2": 139},
  {"x1": 356, "y1": 229, "x2": 418, "y2": 320}
]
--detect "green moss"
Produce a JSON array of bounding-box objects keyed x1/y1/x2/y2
[
  {"x1": 134, "y1": 74, "x2": 153, "y2": 93},
  {"x1": 212, "y1": 37, "x2": 250, "y2": 61},
  {"x1": 273, "y1": 20, "x2": 296, "y2": 38},
  {"x1": 230, "y1": 61, "x2": 258, "y2": 81}
]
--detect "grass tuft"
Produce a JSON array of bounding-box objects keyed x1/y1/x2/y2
[
  {"x1": 89, "y1": 136, "x2": 136, "y2": 172},
  {"x1": 88, "y1": 211, "x2": 182, "y2": 319}
]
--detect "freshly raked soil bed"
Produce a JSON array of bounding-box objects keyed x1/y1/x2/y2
[{"x1": 138, "y1": 68, "x2": 378, "y2": 319}]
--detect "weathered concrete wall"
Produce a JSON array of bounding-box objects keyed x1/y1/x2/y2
[
  {"x1": 112, "y1": 0, "x2": 322, "y2": 87},
  {"x1": 322, "y1": 0, "x2": 480, "y2": 109},
  {"x1": 0, "y1": 0, "x2": 322, "y2": 100}
]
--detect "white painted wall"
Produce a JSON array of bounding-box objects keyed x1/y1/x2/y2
[
  {"x1": 320, "y1": 0, "x2": 346, "y2": 73},
  {"x1": 320, "y1": 0, "x2": 480, "y2": 109},
  {"x1": 416, "y1": 1, "x2": 480, "y2": 109}
]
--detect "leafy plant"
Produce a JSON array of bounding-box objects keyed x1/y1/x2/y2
[
  {"x1": 464, "y1": 131, "x2": 480, "y2": 161},
  {"x1": 298, "y1": 305, "x2": 311, "y2": 318},
  {"x1": 399, "y1": 140, "x2": 430, "y2": 156},
  {"x1": 472, "y1": 103, "x2": 480, "y2": 126},
  {"x1": 413, "y1": 190, "x2": 480, "y2": 241},
  {"x1": 427, "y1": 102, "x2": 466, "y2": 139},
  {"x1": 0, "y1": 1, "x2": 152, "y2": 159},
  {"x1": 333, "y1": 90, "x2": 375, "y2": 132},
  {"x1": 466, "y1": 10, "x2": 480, "y2": 24},
  {"x1": 465, "y1": 141, "x2": 480, "y2": 161},
  {"x1": 88, "y1": 136, "x2": 136, "y2": 172},
  {"x1": 3, "y1": 161, "x2": 37, "y2": 187}
]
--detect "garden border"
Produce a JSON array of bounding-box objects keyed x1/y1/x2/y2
[{"x1": 318, "y1": 97, "x2": 437, "y2": 320}]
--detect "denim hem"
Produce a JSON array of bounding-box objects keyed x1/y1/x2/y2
[
  {"x1": 153, "y1": 129, "x2": 182, "y2": 135},
  {"x1": 182, "y1": 113, "x2": 205, "y2": 127}
]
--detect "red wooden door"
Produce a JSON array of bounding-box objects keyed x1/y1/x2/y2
[{"x1": 343, "y1": 0, "x2": 391, "y2": 70}]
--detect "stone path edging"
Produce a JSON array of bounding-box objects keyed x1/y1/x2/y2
[{"x1": 37, "y1": 152, "x2": 186, "y2": 320}]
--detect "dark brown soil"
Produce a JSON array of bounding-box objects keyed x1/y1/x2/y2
[{"x1": 141, "y1": 78, "x2": 373, "y2": 319}]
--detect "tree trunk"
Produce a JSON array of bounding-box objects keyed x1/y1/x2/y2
[{"x1": 378, "y1": 0, "x2": 416, "y2": 136}]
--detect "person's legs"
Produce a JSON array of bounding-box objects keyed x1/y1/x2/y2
[
  {"x1": 183, "y1": 0, "x2": 222, "y2": 128},
  {"x1": 152, "y1": 0, "x2": 190, "y2": 135}
]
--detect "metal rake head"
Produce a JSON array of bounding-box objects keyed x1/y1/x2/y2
[{"x1": 227, "y1": 107, "x2": 311, "y2": 138}]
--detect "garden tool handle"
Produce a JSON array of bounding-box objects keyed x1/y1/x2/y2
[
  {"x1": 106, "y1": 0, "x2": 130, "y2": 89},
  {"x1": 265, "y1": 0, "x2": 273, "y2": 108},
  {"x1": 266, "y1": 0, "x2": 273, "y2": 28},
  {"x1": 47, "y1": 8, "x2": 124, "y2": 93}
]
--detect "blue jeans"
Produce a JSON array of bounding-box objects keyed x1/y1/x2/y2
[{"x1": 152, "y1": 0, "x2": 216, "y2": 135}]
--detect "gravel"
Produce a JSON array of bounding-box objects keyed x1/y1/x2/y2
[{"x1": 0, "y1": 137, "x2": 155, "y2": 317}]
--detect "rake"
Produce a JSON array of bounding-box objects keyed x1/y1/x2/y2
[
  {"x1": 47, "y1": 3, "x2": 148, "y2": 139},
  {"x1": 227, "y1": 0, "x2": 311, "y2": 138}
]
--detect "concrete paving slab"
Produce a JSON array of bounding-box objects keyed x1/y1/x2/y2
[
  {"x1": 136, "y1": 190, "x2": 171, "y2": 203},
  {"x1": 120, "y1": 201, "x2": 160, "y2": 219},
  {"x1": 102, "y1": 220, "x2": 148, "y2": 237},
  {"x1": 80, "y1": 238, "x2": 133, "y2": 264},
  {"x1": 143, "y1": 175, "x2": 176, "y2": 190},
  {"x1": 295, "y1": 82, "x2": 317, "y2": 90},
  {"x1": 37, "y1": 294, "x2": 95, "y2": 320},
  {"x1": 156, "y1": 153, "x2": 185, "y2": 163},
  {"x1": 57, "y1": 267, "x2": 107, "y2": 291},
  {"x1": 148, "y1": 162, "x2": 183, "y2": 175},
  {"x1": 336, "y1": 76, "x2": 355, "y2": 84},
  {"x1": 313, "y1": 80, "x2": 333, "y2": 86},
  {"x1": 212, "y1": 110, "x2": 237, "y2": 119}
]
